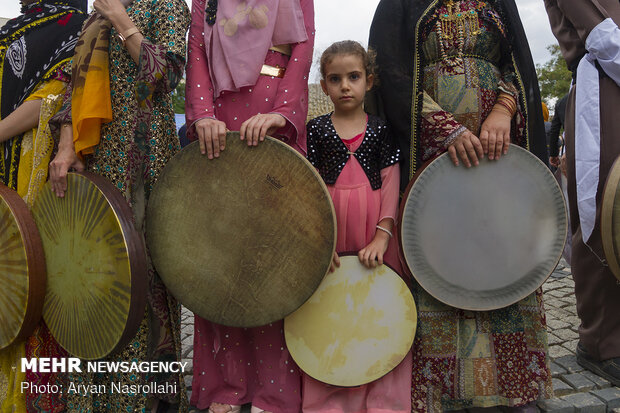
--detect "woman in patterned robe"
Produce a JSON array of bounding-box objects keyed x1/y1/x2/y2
[
  {"x1": 48, "y1": 0, "x2": 189, "y2": 410},
  {"x1": 0, "y1": 1, "x2": 86, "y2": 411},
  {"x1": 369, "y1": 0, "x2": 552, "y2": 411}
]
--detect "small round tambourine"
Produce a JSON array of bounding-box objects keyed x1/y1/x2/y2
[{"x1": 284, "y1": 255, "x2": 416, "y2": 387}]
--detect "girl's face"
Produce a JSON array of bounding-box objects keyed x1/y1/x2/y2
[{"x1": 320, "y1": 54, "x2": 373, "y2": 114}]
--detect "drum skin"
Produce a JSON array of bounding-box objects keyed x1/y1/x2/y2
[
  {"x1": 0, "y1": 184, "x2": 46, "y2": 350},
  {"x1": 147, "y1": 134, "x2": 336, "y2": 327},
  {"x1": 33, "y1": 172, "x2": 147, "y2": 360},
  {"x1": 284, "y1": 255, "x2": 416, "y2": 387},
  {"x1": 602, "y1": 155, "x2": 620, "y2": 281},
  {"x1": 400, "y1": 144, "x2": 567, "y2": 310}
]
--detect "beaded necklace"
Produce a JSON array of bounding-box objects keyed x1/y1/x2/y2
[{"x1": 435, "y1": 0, "x2": 484, "y2": 66}]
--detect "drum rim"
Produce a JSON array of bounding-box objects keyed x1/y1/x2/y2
[
  {"x1": 399, "y1": 144, "x2": 568, "y2": 311},
  {"x1": 39, "y1": 171, "x2": 147, "y2": 359},
  {"x1": 284, "y1": 254, "x2": 417, "y2": 387},
  {"x1": 601, "y1": 155, "x2": 620, "y2": 281},
  {"x1": 0, "y1": 183, "x2": 46, "y2": 350},
  {"x1": 147, "y1": 133, "x2": 337, "y2": 327}
]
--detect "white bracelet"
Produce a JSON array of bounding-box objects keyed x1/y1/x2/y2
[{"x1": 376, "y1": 224, "x2": 392, "y2": 238}]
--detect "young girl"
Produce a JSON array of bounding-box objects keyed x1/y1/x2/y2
[{"x1": 304, "y1": 40, "x2": 411, "y2": 413}]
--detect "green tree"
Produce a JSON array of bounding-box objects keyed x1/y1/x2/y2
[
  {"x1": 536, "y1": 44, "x2": 572, "y2": 107},
  {"x1": 172, "y1": 79, "x2": 186, "y2": 114}
]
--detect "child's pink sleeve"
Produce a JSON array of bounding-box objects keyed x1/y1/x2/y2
[
  {"x1": 379, "y1": 163, "x2": 400, "y2": 223},
  {"x1": 269, "y1": 0, "x2": 315, "y2": 155},
  {"x1": 185, "y1": 0, "x2": 217, "y2": 141}
]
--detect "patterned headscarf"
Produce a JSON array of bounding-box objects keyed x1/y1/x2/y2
[
  {"x1": 0, "y1": 0, "x2": 87, "y2": 118},
  {"x1": 0, "y1": 0, "x2": 87, "y2": 187}
]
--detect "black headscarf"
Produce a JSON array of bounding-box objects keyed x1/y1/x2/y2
[
  {"x1": 0, "y1": 0, "x2": 86, "y2": 188},
  {"x1": 367, "y1": 0, "x2": 548, "y2": 189},
  {"x1": 0, "y1": 0, "x2": 87, "y2": 119}
]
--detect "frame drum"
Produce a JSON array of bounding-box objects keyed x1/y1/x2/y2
[
  {"x1": 0, "y1": 184, "x2": 46, "y2": 350},
  {"x1": 602, "y1": 155, "x2": 620, "y2": 281},
  {"x1": 400, "y1": 144, "x2": 567, "y2": 310},
  {"x1": 32, "y1": 172, "x2": 147, "y2": 360},
  {"x1": 147, "y1": 134, "x2": 336, "y2": 327},
  {"x1": 284, "y1": 255, "x2": 416, "y2": 387}
]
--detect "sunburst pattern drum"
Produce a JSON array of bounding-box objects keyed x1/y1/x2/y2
[
  {"x1": 147, "y1": 134, "x2": 336, "y2": 328},
  {"x1": 602, "y1": 155, "x2": 620, "y2": 281},
  {"x1": 400, "y1": 144, "x2": 567, "y2": 310},
  {"x1": 32, "y1": 172, "x2": 147, "y2": 359},
  {"x1": 284, "y1": 255, "x2": 416, "y2": 387},
  {"x1": 0, "y1": 184, "x2": 46, "y2": 350}
]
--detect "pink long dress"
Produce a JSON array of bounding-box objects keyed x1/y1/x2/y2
[
  {"x1": 184, "y1": 0, "x2": 314, "y2": 411},
  {"x1": 302, "y1": 123, "x2": 413, "y2": 413}
]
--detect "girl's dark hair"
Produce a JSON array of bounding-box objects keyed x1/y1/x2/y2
[{"x1": 319, "y1": 40, "x2": 377, "y2": 81}]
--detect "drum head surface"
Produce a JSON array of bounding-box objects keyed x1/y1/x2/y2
[
  {"x1": 400, "y1": 144, "x2": 567, "y2": 310},
  {"x1": 0, "y1": 184, "x2": 45, "y2": 349},
  {"x1": 33, "y1": 172, "x2": 146, "y2": 359},
  {"x1": 284, "y1": 256, "x2": 416, "y2": 387},
  {"x1": 147, "y1": 134, "x2": 336, "y2": 327},
  {"x1": 602, "y1": 155, "x2": 620, "y2": 281}
]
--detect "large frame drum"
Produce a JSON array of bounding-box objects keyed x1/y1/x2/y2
[
  {"x1": 284, "y1": 255, "x2": 416, "y2": 387},
  {"x1": 147, "y1": 134, "x2": 336, "y2": 327},
  {"x1": 32, "y1": 172, "x2": 147, "y2": 360},
  {"x1": 602, "y1": 155, "x2": 620, "y2": 281},
  {"x1": 0, "y1": 184, "x2": 46, "y2": 350},
  {"x1": 400, "y1": 144, "x2": 567, "y2": 310}
]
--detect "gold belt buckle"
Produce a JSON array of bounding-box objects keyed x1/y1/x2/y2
[{"x1": 260, "y1": 64, "x2": 286, "y2": 78}]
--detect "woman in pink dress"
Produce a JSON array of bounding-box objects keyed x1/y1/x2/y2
[
  {"x1": 184, "y1": 1, "x2": 314, "y2": 412},
  {"x1": 303, "y1": 40, "x2": 411, "y2": 413}
]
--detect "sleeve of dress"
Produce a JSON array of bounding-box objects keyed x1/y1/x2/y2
[
  {"x1": 269, "y1": 0, "x2": 315, "y2": 154},
  {"x1": 420, "y1": 91, "x2": 467, "y2": 158},
  {"x1": 185, "y1": 0, "x2": 217, "y2": 140},
  {"x1": 134, "y1": 0, "x2": 190, "y2": 108},
  {"x1": 48, "y1": 63, "x2": 74, "y2": 141},
  {"x1": 544, "y1": 0, "x2": 588, "y2": 70},
  {"x1": 305, "y1": 118, "x2": 320, "y2": 168},
  {"x1": 554, "y1": 0, "x2": 616, "y2": 42},
  {"x1": 484, "y1": 6, "x2": 520, "y2": 100},
  {"x1": 25, "y1": 79, "x2": 67, "y2": 102},
  {"x1": 379, "y1": 163, "x2": 400, "y2": 223}
]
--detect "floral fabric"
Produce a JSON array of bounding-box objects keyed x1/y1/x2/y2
[
  {"x1": 56, "y1": 0, "x2": 190, "y2": 411},
  {"x1": 419, "y1": 0, "x2": 525, "y2": 161},
  {"x1": 410, "y1": 1, "x2": 552, "y2": 411}
]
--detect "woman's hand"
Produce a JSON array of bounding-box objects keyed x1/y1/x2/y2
[
  {"x1": 549, "y1": 156, "x2": 560, "y2": 168},
  {"x1": 49, "y1": 125, "x2": 84, "y2": 198},
  {"x1": 194, "y1": 118, "x2": 227, "y2": 159},
  {"x1": 93, "y1": 0, "x2": 127, "y2": 21},
  {"x1": 447, "y1": 129, "x2": 484, "y2": 168},
  {"x1": 240, "y1": 113, "x2": 286, "y2": 146},
  {"x1": 329, "y1": 251, "x2": 340, "y2": 273},
  {"x1": 358, "y1": 231, "x2": 390, "y2": 268},
  {"x1": 559, "y1": 153, "x2": 567, "y2": 177},
  {"x1": 480, "y1": 109, "x2": 511, "y2": 160}
]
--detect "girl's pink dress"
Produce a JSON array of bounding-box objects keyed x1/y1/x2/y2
[
  {"x1": 184, "y1": 0, "x2": 314, "y2": 411},
  {"x1": 302, "y1": 125, "x2": 413, "y2": 413}
]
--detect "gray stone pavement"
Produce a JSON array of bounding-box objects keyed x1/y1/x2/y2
[{"x1": 180, "y1": 259, "x2": 620, "y2": 412}]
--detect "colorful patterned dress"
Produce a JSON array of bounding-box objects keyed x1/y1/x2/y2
[
  {"x1": 302, "y1": 113, "x2": 411, "y2": 413},
  {"x1": 51, "y1": 0, "x2": 190, "y2": 411},
  {"x1": 0, "y1": 73, "x2": 71, "y2": 413},
  {"x1": 406, "y1": 1, "x2": 553, "y2": 410},
  {"x1": 184, "y1": 0, "x2": 314, "y2": 411},
  {"x1": 0, "y1": 2, "x2": 85, "y2": 410}
]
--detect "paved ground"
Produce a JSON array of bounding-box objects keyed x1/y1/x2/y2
[{"x1": 180, "y1": 259, "x2": 620, "y2": 412}]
